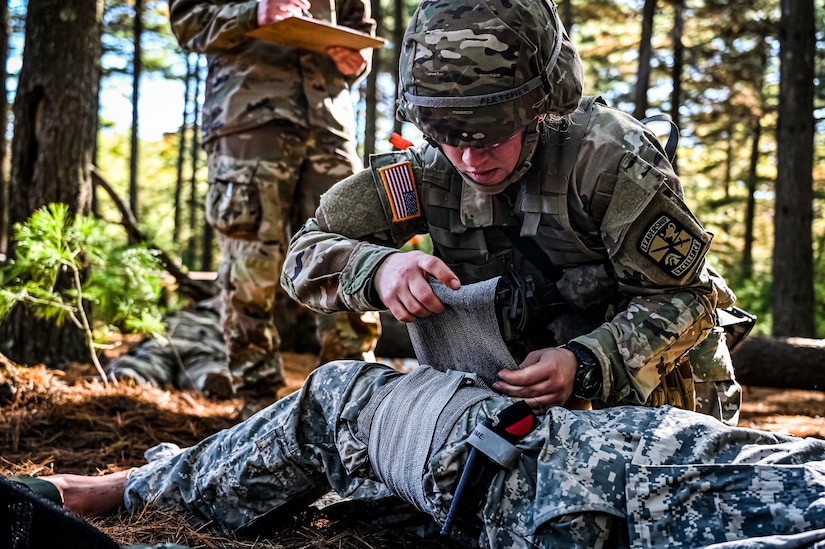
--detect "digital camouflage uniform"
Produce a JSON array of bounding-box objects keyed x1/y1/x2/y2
[
  {"x1": 104, "y1": 298, "x2": 229, "y2": 394},
  {"x1": 281, "y1": 0, "x2": 741, "y2": 425},
  {"x1": 124, "y1": 360, "x2": 825, "y2": 548},
  {"x1": 168, "y1": 0, "x2": 381, "y2": 395}
]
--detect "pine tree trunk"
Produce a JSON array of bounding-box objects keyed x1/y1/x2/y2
[
  {"x1": 129, "y1": 0, "x2": 143, "y2": 219},
  {"x1": 185, "y1": 56, "x2": 202, "y2": 269},
  {"x1": 391, "y1": 0, "x2": 403, "y2": 136},
  {"x1": 632, "y1": 0, "x2": 655, "y2": 120},
  {"x1": 772, "y1": 0, "x2": 815, "y2": 337},
  {"x1": 742, "y1": 115, "x2": 761, "y2": 280},
  {"x1": 668, "y1": 0, "x2": 683, "y2": 173},
  {"x1": 173, "y1": 54, "x2": 192, "y2": 244},
  {"x1": 362, "y1": 0, "x2": 381, "y2": 157},
  {"x1": 0, "y1": 0, "x2": 102, "y2": 367},
  {"x1": 0, "y1": 1, "x2": 9, "y2": 257}
]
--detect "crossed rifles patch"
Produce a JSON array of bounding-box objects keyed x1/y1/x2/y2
[{"x1": 638, "y1": 212, "x2": 707, "y2": 279}]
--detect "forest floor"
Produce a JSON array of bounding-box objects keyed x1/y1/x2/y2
[{"x1": 2, "y1": 350, "x2": 825, "y2": 548}]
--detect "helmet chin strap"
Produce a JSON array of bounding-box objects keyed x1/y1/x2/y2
[{"x1": 457, "y1": 120, "x2": 542, "y2": 196}]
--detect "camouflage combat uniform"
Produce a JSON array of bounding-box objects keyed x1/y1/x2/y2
[
  {"x1": 281, "y1": 97, "x2": 742, "y2": 425},
  {"x1": 104, "y1": 298, "x2": 231, "y2": 395},
  {"x1": 168, "y1": 0, "x2": 381, "y2": 396},
  {"x1": 125, "y1": 360, "x2": 825, "y2": 548}
]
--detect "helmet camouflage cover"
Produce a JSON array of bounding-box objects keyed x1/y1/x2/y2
[{"x1": 397, "y1": 0, "x2": 584, "y2": 148}]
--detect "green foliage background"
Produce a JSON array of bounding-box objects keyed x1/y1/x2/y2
[{"x1": 0, "y1": 204, "x2": 166, "y2": 357}]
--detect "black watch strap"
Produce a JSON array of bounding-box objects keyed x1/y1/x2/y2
[{"x1": 562, "y1": 341, "x2": 603, "y2": 400}]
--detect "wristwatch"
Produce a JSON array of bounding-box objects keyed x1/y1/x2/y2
[{"x1": 561, "y1": 342, "x2": 603, "y2": 400}]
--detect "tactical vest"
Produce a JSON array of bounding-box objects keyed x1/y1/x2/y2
[
  {"x1": 419, "y1": 96, "x2": 608, "y2": 284},
  {"x1": 363, "y1": 98, "x2": 739, "y2": 422}
]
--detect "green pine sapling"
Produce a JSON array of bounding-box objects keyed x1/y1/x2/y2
[{"x1": 0, "y1": 203, "x2": 166, "y2": 385}]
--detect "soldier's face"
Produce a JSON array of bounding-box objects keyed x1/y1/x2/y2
[{"x1": 440, "y1": 129, "x2": 524, "y2": 186}]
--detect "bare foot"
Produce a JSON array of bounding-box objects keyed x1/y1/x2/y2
[{"x1": 41, "y1": 468, "x2": 137, "y2": 517}]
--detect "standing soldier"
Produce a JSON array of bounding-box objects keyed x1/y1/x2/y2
[{"x1": 167, "y1": 0, "x2": 381, "y2": 407}]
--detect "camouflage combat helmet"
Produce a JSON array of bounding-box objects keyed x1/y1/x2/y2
[{"x1": 396, "y1": 0, "x2": 584, "y2": 150}]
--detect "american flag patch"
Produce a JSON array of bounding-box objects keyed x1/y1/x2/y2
[{"x1": 379, "y1": 161, "x2": 420, "y2": 222}]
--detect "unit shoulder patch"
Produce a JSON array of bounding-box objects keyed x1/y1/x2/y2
[
  {"x1": 378, "y1": 161, "x2": 421, "y2": 222},
  {"x1": 637, "y1": 212, "x2": 707, "y2": 279}
]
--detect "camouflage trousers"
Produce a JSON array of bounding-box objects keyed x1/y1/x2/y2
[
  {"x1": 104, "y1": 298, "x2": 227, "y2": 392},
  {"x1": 125, "y1": 361, "x2": 825, "y2": 548},
  {"x1": 204, "y1": 122, "x2": 380, "y2": 393}
]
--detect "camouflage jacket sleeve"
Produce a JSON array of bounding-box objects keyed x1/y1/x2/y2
[
  {"x1": 569, "y1": 105, "x2": 723, "y2": 407},
  {"x1": 169, "y1": 0, "x2": 260, "y2": 53},
  {"x1": 281, "y1": 150, "x2": 427, "y2": 313},
  {"x1": 576, "y1": 279, "x2": 718, "y2": 407}
]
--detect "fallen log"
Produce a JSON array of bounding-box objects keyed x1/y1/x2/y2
[{"x1": 732, "y1": 336, "x2": 825, "y2": 391}]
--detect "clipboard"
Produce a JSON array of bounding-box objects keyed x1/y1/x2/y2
[{"x1": 247, "y1": 16, "x2": 386, "y2": 53}]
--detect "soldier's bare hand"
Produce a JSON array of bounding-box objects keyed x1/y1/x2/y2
[
  {"x1": 326, "y1": 46, "x2": 368, "y2": 76},
  {"x1": 492, "y1": 347, "x2": 577, "y2": 414},
  {"x1": 374, "y1": 251, "x2": 460, "y2": 323},
  {"x1": 257, "y1": 0, "x2": 309, "y2": 26}
]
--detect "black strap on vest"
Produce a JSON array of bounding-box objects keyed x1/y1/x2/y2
[
  {"x1": 640, "y1": 113, "x2": 679, "y2": 163},
  {"x1": 499, "y1": 225, "x2": 564, "y2": 282}
]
